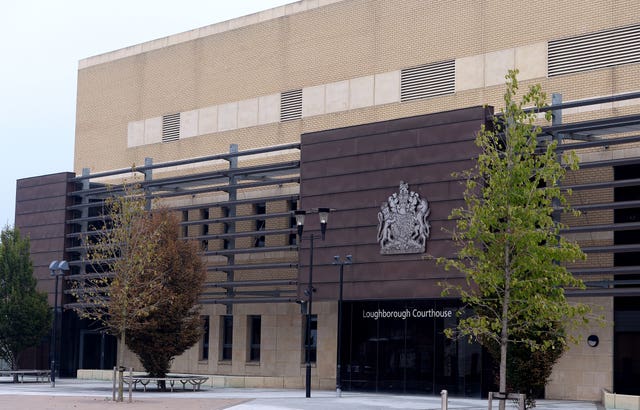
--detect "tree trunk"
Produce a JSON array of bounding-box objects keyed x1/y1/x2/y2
[
  {"x1": 11, "y1": 354, "x2": 18, "y2": 383},
  {"x1": 499, "y1": 243, "x2": 512, "y2": 410},
  {"x1": 117, "y1": 329, "x2": 126, "y2": 402}
]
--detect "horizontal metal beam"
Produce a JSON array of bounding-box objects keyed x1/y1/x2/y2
[
  {"x1": 204, "y1": 280, "x2": 297, "y2": 288},
  {"x1": 207, "y1": 262, "x2": 297, "y2": 272},
  {"x1": 181, "y1": 212, "x2": 293, "y2": 226},
  {"x1": 203, "y1": 245, "x2": 298, "y2": 256},
  {"x1": 70, "y1": 142, "x2": 301, "y2": 182},
  {"x1": 562, "y1": 177, "x2": 640, "y2": 191},
  {"x1": 562, "y1": 221, "x2": 640, "y2": 233},
  {"x1": 573, "y1": 199, "x2": 640, "y2": 212},
  {"x1": 195, "y1": 228, "x2": 295, "y2": 241},
  {"x1": 199, "y1": 297, "x2": 298, "y2": 304},
  {"x1": 558, "y1": 134, "x2": 640, "y2": 153},
  {"x1": 67, "y1": 193, "x2": 299, "y2": 212},
  {"x1": 571, "y1": 266, "x2": 640, "y2": 275},
  {"x1": 566, "y1": 287, "x2": 640, "y2": 297},
  {"x1": 582, "y1": 244, "x2": 640, "y2": 253}
]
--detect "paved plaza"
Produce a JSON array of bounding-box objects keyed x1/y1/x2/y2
[{"x1": 0, "y1": 378, "x2": 603, "y2": 409}]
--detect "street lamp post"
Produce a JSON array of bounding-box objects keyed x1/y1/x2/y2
[
  {"x1": 295, "y1": 208, "x2": 331, "y2": 399},
  {"x1": 49, "y1": 260, "x2": 70, "y2": 388},
  {"x1": 333, "y1": 254, "x2": 352, "y2": 397}
]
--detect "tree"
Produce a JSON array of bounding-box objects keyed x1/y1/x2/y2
[
  {"x1": 70, "y1": 186, "x2": 205, "y2": 398},
  {"x1": 439, "y1": 70, "x2": 591, "y2": 409},
  {"x1": 483, "y1": 319, "x2": 565, "y2": 408},
  {"x1": 125, "y1": 209, "x2": 205, "y2": 388},
  {"x1": 0, "y1": 226, "x2": 52, "y2": 374}
]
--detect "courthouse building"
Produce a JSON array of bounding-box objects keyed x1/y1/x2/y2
[{"x1": 14, "y1": 0, "x2": 640, "y2": 400}]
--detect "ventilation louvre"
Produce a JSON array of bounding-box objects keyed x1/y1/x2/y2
[
  {"x1": 548, "y1": 24, "x2": 640, "y2": 77},
  {"x1": 401, "y1": 60, "x2": 455, "y2": 102},
  {"x1": 280, "y1": 89, "x2": 302, "y2": 121},
  {"x1": 162, "y1": 113, "x2": 181, "y2": 142}
]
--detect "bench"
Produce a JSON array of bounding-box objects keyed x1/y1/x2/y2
[
  {"x1": 0, "y1": 370, "x2": 51, "y2": 383},
  {"x1": 123, "y1": 374, "x2": 209, "y2": 392}
]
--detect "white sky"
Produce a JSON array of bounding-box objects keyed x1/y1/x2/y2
[{"x1": 0, "y1": 0, "x2": 292, "y2": 226}]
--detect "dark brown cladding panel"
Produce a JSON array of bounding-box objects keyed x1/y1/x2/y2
[
  {"x1": 14, "y1": 172, "x2": 75, "y2": 305},
  {"x1": 298, "y1": 106, "x2": 492, "y2": 302}
]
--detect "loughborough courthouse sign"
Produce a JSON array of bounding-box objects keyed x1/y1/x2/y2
[
  {"x1": 377, "y1": 181, "x2": 431, "y2": 254},
  {"x1": 362, "y1": 308, "x2": 454, "y2": 320}
]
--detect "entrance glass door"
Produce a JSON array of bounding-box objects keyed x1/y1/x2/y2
[{"x1": 341, "y1": 299, "x2": 486, "y2": 396}]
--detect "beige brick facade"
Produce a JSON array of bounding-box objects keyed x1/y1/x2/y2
[{"x1": 73, "y1": 0, "x2": 640, "y2": 402}]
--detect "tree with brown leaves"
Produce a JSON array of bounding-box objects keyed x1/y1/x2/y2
[{"x1": 70, "y1": 186, "x2": 205, "y2": 398}]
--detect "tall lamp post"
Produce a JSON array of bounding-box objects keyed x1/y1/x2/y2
[
  {"x1": 333, "y1": 254, "x2": 352, "y2": 397},
  {"x1": 49, "y1": 260, "x2": 69, "y2": 388},
  {"x1": 295, "y1": 207, "x2": 331, "y2": 399}
]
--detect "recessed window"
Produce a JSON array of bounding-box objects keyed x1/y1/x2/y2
[
  {"x1": 182, "y1": 210, "x2": 189, "y2": 238},
  {"x1": 248, "y1": 315, "x2": 261, "y2": 362},
  {"x1": 254, "y1": 202, "x2": 266, "y2": 248},
  {"x1": 199, "y1": 316, "x2": 210, "y2": 361},
  {"x1": 200, "y1": 208, "x2": 209, "y2": 251},
  {"x1": 288, "y1": 200, "x2": 298, "y2": 246},
  {"x1": 303, "y1": 314, "x2": 317, "y2": 363},
  {"x1": 220, "y1": 315, "x2": 233, "y2": 361}
]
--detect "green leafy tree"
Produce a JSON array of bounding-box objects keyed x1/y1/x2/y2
[
  {"x1": 70, "y1": 186, "x2": 204, "y2": 398},
  {"x1": 439, "y1": 70, "x2": 591, "y2": 409},
  {"x1": 0, "y1": 226, "x2": 52, "y2": 373}
]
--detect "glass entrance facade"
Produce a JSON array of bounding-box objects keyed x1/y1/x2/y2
[{"x1": 341, "y1": 299, "x2": 491, "y2": 396}]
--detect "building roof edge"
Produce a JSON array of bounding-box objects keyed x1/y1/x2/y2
[{"x1": 78, "y1": 0, "x2": 344, "y2": 70}]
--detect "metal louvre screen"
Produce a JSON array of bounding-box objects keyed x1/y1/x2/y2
[
  {"x1": 548, "y1": 24, "x2": 640, "y2": 77},
  {"x1": 162, "y1": 113, "x2": 181, "y2": 142},
  {"x1": 400, "y1": 60, "x2": 455, "y2": 102},
  {"x1": 280, "y1": 89, "x2": 302, "y2": 121}
]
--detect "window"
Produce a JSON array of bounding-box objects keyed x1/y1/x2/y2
[
  {"x1": 222, "y1": 206, "x2": 231, "y2": 250},
  {"x1": 288, "y1": 200, "x2": 298, "y2": 245},
  {"x1": 199, "y1": 316, "x2": 210, "y2": 361},
  {"x1": 254, "y1": 202, "x2": 266, "y2": 248},
  {"x1": 248, "y1": 315, "x2": 261, "y2": 362},
  {"x1": 200, "y1": 208, "x2": 209, "y2": 250},
  {"x1": 220, "y1": 315, "x2": 233, "y2": 361},
  {"x1": 303, "y1": 314, "x2": 318, "y2": 363},
  {"x1": 181, "y1": 210, "x2": 188, "y2": 238}
]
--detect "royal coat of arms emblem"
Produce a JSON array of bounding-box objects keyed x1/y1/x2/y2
[{"x1": 377, "y1": 181, "x2": 431, "y2": 254}]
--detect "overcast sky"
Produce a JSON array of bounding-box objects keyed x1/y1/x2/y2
[{"x1": 0, "y1": 0, "x2": 292, "y2": 227}]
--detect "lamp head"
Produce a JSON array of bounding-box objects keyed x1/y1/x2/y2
[
  {"x1": 294, "y1": 210, "x2": 306, "y2": 237},
  {"x1": 317, "y1": 208, "x2": 330, "y2": 240}
]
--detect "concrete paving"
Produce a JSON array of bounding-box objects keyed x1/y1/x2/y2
[{"x1": 0, "y1": 378, "x2": 603, "y2": 409}]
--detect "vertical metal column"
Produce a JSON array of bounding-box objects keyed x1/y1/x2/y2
[
  {"x1": 551, "y1": 94, "x2": 563, "y2": 226},
  {"x1": 80, "y1": 168, "x2": 91, "y2": 275},
  {"x1": 143, "y1": 157, "x2": 153, "y2": 211},
  {"x1": 226, "y1": 144, "x2": 238, "y2": 314},
  {"x1": 305, "y1": 234, "x2": 315, "y2": 398}
]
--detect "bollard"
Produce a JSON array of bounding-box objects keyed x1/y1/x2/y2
[
  {"x1": 112, "y1": 366, "x2": 117, "y2": 402},
  {"x1": 128, "y1": 368, "x2": 133, "y2": 403},
  {"x1": 440, "y1": 389, "x2": 448, "y2": 410},
  {"x1": 518, "y1": 393, "x2": 525, "y2": 410}
]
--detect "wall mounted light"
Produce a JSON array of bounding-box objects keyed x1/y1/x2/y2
[{"x1": 587, "y1": 335, "x2": 599, "y2": 347}]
